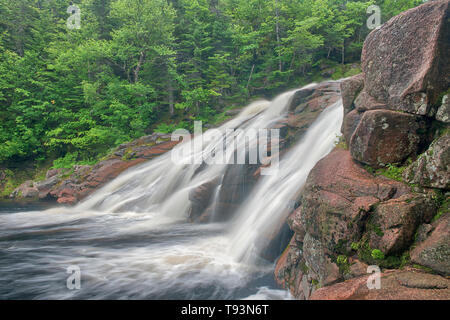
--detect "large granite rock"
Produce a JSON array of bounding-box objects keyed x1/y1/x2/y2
[
  {"x1": 310, "y1": 268, "x2": 450, "y2": 300},
  {"x1": 9, "y1": 181, "x2": 39, "y2": 199},
  {"x1": 403, "y1": 132, "x2": 450, "y2": 189},
  {"x1": 341, "y1": 109, "x2": 363, "y2": 145},
  {"x1": 368, "y1": 194, "x2": 437, "y2": 255},
  {"x1": 275, "y1": 237, "x2": 307, "y2": 299},
  {"x1": 361, "y1": 1, "x2": 450, "y2": 116},
  {"x1": 293, "y1": 148, "x2": 410, "y2": 253},
  {"x1": 188, "y1": 177, "x2": 221, "y2": 222},
  {"x1": 353, "y1": 89, "x2": 387, "y2": 112},
  {"x1": 288, "y1": 81, "x2": 341, "y2": 114},
  {"x1": 349, "y1": 110, "x2": 428, "y2": 167},
  {"x1": 340, "y1": 74, "x2": 364, "y2": 115},
  {"x1": 302, "y1": 233, "x2": 340, "y2": 286},
  {"x1": 276, "y1": 1, "x2": 450, "y2": 300},
  {"x1": 341, "y1": 1, "x2": 449, "y2": 167},
  {"x1": 411, "y1": 213, "x2": 450, "y2": 275},
  {"x1": 436, "y1": 94, "x2": 450, "y2": 123},
  {"x1": 275, "y1": 149, "x2": 439, "y2": 299}
]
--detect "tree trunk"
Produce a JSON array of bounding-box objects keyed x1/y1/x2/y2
[
  {"x1": 168, "y1": 82, "x2": 174, "y2": 116},
  {"x1": 134, "y1": 51, "x2": 145, "y2": 83},
  {"x1": 246, "y1": 64, "x2": 255, "y2": 91},
  {"x1": 275, "y1": 0, "x2": 282, "y2": 72}
]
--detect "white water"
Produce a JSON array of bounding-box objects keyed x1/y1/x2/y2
[
  {"x1": 0, "y1": 84, "x2": 343, "y2": 299},
  {"x1": 229, "y1": 101, "x2": 343, "y2": 262}
]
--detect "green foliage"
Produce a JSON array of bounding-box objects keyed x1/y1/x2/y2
[
  {"x1": 0, "y1": 165, "x2": 50, "y2": 198},
  {"x1": 337, "y1": 255, "x2": 348, "y2": 265},
  {"x1": 0, "y1": 0, "x2": 423, "y2": 168},
  {"x1": 412, "y1": 264, "x2": 434, "y2": 273},
  {"x1": 367, "y1": 221, "x2": 384, "y2": 237},
  {"x1": 51, "y1": 152, "x2": 97, "y2": 169},
  {"x1": 334, "y1": 135, "x2": 348, "y2": 149},
  {"x1": 0, "y1": 169, "x2": 19, "y2": 198},
  {"x1": 330, "y1": 64, "x2": 362, "y2": 80},
  {"x1": 364, "y1": 165, "x2": 375, "y2": 175},
  {"x1": 432, "y1": 192, "x2": 449, "y2": 222},
  {"x1": 351, "y1": 241, "x2": 360, "y2": 251},
  {"x1": 343, "y1": 66, "x2": 362, "y2": 78},
  {"x1": 371, "y1": 249, "x2": 385, "y2": 260},
  {"x1": 376, "y1": 163, "x2": 407, "y2": 182},
  {"x1": 336, "y1": 255, "x2": 350, "y2": 274},
  {"x1": 155, "y1": 121, "x2": 190, "y2": 134},
  {"x1": 355, "y1": 237, "x2": 410, "y2": 269}
]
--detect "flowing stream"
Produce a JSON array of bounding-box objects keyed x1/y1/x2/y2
[{"x1": 0, "y1": 84, "x2": 343, "y2": 299}]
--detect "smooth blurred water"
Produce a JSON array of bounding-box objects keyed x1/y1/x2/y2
[{"x1": 0, "y1": 85, "x2": 342, "y2": 300}]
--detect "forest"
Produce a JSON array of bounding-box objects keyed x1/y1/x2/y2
[{"x1": 0, "y1": 0, "x2": 422, "y2": 170}]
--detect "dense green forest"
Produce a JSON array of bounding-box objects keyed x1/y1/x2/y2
[{"x1": 0, "y1": 0, "x2": 422, "y2": 170}]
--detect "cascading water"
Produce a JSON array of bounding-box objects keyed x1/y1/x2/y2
[
  {"x1": 0, "y1": 83, "x2": 343, "y2": 300},
  {"x1": 228, "y1": 101, "x2": 343, "y2": 263}
]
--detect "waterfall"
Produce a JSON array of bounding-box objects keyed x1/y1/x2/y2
[
  {"x1": 228, "y1": 101, "x2": 343, "y2": 262},
  {"x1": 0, "y1": 83, "x2": 343, "y2": 299}
]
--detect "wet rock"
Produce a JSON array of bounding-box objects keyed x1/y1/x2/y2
[
  {"x1": 274, "y1": 238, "x2": 306, "y2": 299},
  {"x1": 349, "y1": 110, "x2": 428, "y2": 168},
  {"x1": 253, "y1": 218, "x2": 295, "y2": 263},
  {"x1": 214, "y1": 163, "x2": 259, "y2": 220},
  {"x1": 10, "y1": 181, "x2": 39, "y2": 199},
  {"x1": 411, "y1": 212, "x2": 450, "y2": 275},
  {"x1": 288, "y1": 88, "x2": 316, "y2": 112},
  {"x1": 35, "y1": 175, "x2": 61, "y2": 199},
  {"x1": 288, "y1": 81, "x2": 340, "y2": 114},
  {"x1": 55, "y1": 188, "x2": 78, "y2": 205},
  {"x1": 188, "y1": 177, "x2": 221, "y2": 222},
  {"x1": 403, "y1": 132, "x2": 450, "y2": 189},
  {"x1": 301, "y1": 274, "x2": 311, "y2": 300},
  {"x1": 275, "y1": 149, "x2": 434, "y2": 297},
  {"x1": 361, "y1": 1, "x2": 450, "y2": 116},
  {"x1": 310, "y1": 272, "x2": 371, "y2": 300}
]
